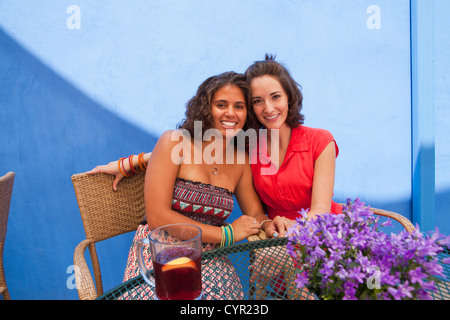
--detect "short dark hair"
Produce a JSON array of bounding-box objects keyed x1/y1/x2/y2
[
  {"x1": 245, "y1": 54, "x2": 304, "y2": 128},
  {"x1": 177, "y1": 71, "x2": 257, "y2": 136}
]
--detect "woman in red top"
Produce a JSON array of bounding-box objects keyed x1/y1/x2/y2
[{"x1": 245, "y1": 54, "x2": 342, "y2": 238}]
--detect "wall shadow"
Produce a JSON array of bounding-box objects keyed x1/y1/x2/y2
[{"x1": 0, "y1": 28, "x2": 158, "y2": 299}]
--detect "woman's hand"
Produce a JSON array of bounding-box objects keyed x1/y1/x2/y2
[
  {"x1": 231, "y1": 215, "x2": 260, "y2": 243},
  {"x1": 264, "y1": 216, "x2": 295, "y2": 238},
  {"x1": 86, "y1": 160, "x2": 124, "y2": 191}
]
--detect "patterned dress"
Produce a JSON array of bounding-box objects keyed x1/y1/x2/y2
[{"x1": 122, "y1": 178, "x2": 244, "y2": 300}]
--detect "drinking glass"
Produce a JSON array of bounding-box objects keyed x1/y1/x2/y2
[{"x1": 137, "y1": 223, "x2": 202, "y2": 300}]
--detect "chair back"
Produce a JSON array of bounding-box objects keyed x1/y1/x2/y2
[
  {"x1": 71, "y1": 171, "x2": 146, "y2": 243},
  {"x1": 0, "y1": 172, "x2": 15, "y2": 243},
  {"x1": 0, "y1": 171, "x2": 15, "y2": 300}
]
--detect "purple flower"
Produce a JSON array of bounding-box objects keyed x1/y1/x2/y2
[
  {"x1": 348, "y1": 266, "x2": 365, "y2": 284},
  {"x1": 381, "y1": 218, "x2": 393, "y2": 228},
  {"x1": 297, "y1": 208, "x2": 309, "y2": 220},
  {"x1": 415, "y1": 289, "x2": 433, "y2": 300},
  {"x1": 336, "y1": 266, "x2": 348, "y2": 280},
  {"x1": 328, "y1": 248, "x2": 345, "y2": 261},
  {"x1": 397, "y1": 281, "x2": 414, "y2": 299},
  {"x1": 387, "y1": 287, "x2": 401, "y2": 300},
  {"x1": 312, "y1": 245, "x2": 326, "y2": 259},
  {"x1": 319, "y1": 260, "x2": 335, "y2": 280},
  {"x1": 295, "y1": 273, "x2": 309, "y2": 288},
  {"x1": 421, "y1": 279, "x2": 437, "y2": 291},
  {"x1": 422, "y1": 261, "x2": 444, "y2": 277},
  {"x1": 408, "y1": 267, "x2": 427, "y2": 285},
  {"x1": 286, "y1": 242, "x2": 298, "y2": 259},
  {"x1": 342, "y1": 282, "x2": 357, "y2": 300},
  {"x1": 287, "y1": 198, "x2": 450, "y2": 300}
]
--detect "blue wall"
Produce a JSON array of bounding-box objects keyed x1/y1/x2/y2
[
  {"x1": 434, "y1": 0, "x2": 450, "y2": 237},
  {"x1": 0, "y1": 0, "x2": 448, "y2": 299}
]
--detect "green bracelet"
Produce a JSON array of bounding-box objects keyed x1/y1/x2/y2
[{"x1": 220, "y1": 224, "x2": 234, "y2": 247}]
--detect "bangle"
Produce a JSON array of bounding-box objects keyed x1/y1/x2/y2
[
  {"x1": 128, "y1": 155, "x2": 138, "y2": 174},
  {"x1": 220, "y1": 224, "x2": 234, "y2": 247},
  {"x1": 260, "y1": 219, "x2": 272, "y2": 229},
  {"x1": 118, "y1": 158, "x2": 132, "y2": 177},
  {"x1": 228, "y1": 224, "x2": 234, "y2": 246},
  {"x1": 138, "y1": 152, "x2": 147, "y2": 171},
  {"x1": 220, "y1": 226, "x2": 226, "y2": 247}
]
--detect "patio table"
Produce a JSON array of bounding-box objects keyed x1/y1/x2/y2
[{"x1": 97, "y1": 237, "x2": 450, "y2": 301}]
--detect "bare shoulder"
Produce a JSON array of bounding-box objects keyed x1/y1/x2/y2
[
  {"x1": 158, "y1": 129, "x2": 182, "y2": 145},
  {"x1": 155, "y1": 130, "x2": 188, "y2": 150},
  {"x1": 153, "y1": 129, "x2": 192, "y2": 164}
]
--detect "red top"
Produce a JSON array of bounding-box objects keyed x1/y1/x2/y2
[{"x1": 250, "y1": 126, "x2": 342, "y2": 220}]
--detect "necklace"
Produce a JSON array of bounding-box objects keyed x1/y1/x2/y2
[{"x1": 212, "y1": 167, "x2": 219, "y2": 175}]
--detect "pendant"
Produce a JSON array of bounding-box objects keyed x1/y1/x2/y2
[{"x1": 212, "y1": 167, "x2": 219, "y2": 175}]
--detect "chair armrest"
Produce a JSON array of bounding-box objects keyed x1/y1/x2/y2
[
  {"x1": 339, "y1": 203, "x2": 415, "y2": 233},
  {"x1": 247, "y1": 230, "x2": 268, "y2": 242},
  {"x1": 73, "y1": 239, "x2": 97, "y2": 300},
  {"x1": 369, "y1": 207, "x2": 415, "y2": 233},
  {"x1": 248, "y1": 208, "x2": 415, "y2": 238}
]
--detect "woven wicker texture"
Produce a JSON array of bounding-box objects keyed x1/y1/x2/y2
[
  {"x1": 0, "y1": 171, "x2": 15, "y2": 300},
  {"x1": 366, "y1": 206, "x2": 416, "y2": 233},
  {"x1": 72, "y1": 171, "x2": 146, "y2": 300}
]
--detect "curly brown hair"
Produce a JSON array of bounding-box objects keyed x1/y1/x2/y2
[
  {"x1": 177, "y1": 71, "x2": 258, "y2": 137},
  {"x1": 245, "y1": 54, "x2": 305, "y2": 129}
]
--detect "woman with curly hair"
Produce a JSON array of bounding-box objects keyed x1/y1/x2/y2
[{"x1": 92, "y1": 71, "x2": 267, "y2": 299}]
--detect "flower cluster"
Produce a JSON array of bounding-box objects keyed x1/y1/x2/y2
[{"x1": 287, "y1": 199, "x2": 450, "y2": 300}]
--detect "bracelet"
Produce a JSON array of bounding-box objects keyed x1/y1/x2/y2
[
  {"x1": 122, "y1": 157, "x2": 133, "y2": 177},
  {"x1": 260, "y1": 219, "x2": 273, "y2": 229},
  {"x1": 118, "y1": 158, "x2": 132, "y2": 177},
  {"x1": 220, "y1": 224, "x2": 234, "y2": 247},
  {"x1": 128, "y1": 155, "x2": 139, "y2": 174},
  {"x1": 220, "y1": 226, "x2": 225, "y2": 247},
  {"x1": 138, "y1": 152, "x2": 147, "y2": 171}
]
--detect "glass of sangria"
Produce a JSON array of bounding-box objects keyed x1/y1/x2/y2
[{"x1": 137, "y1": 223, "x2": 202, "y2": 300}]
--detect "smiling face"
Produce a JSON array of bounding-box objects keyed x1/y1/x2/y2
[
  {"x1": 210, "y1": 84, "x2": 247, "y2": 137},
  {"x1": 250, "y1": 75, "x2": 290, "y2": 131}
]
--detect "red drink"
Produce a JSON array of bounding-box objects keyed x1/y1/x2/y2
[{"x1": 153, "y1": 246, "x2": 202, "y2": 300}]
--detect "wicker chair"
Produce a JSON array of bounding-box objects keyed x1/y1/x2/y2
[
  {"x1": 0, "y1": 172, "x2": 15, "y2": 300},
  {"x1": 247, "y1": 205, "x2": 416, "y2": 300},
  {"x1": 71, "y1": 170, "x2": 146, "y2": 300}
]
